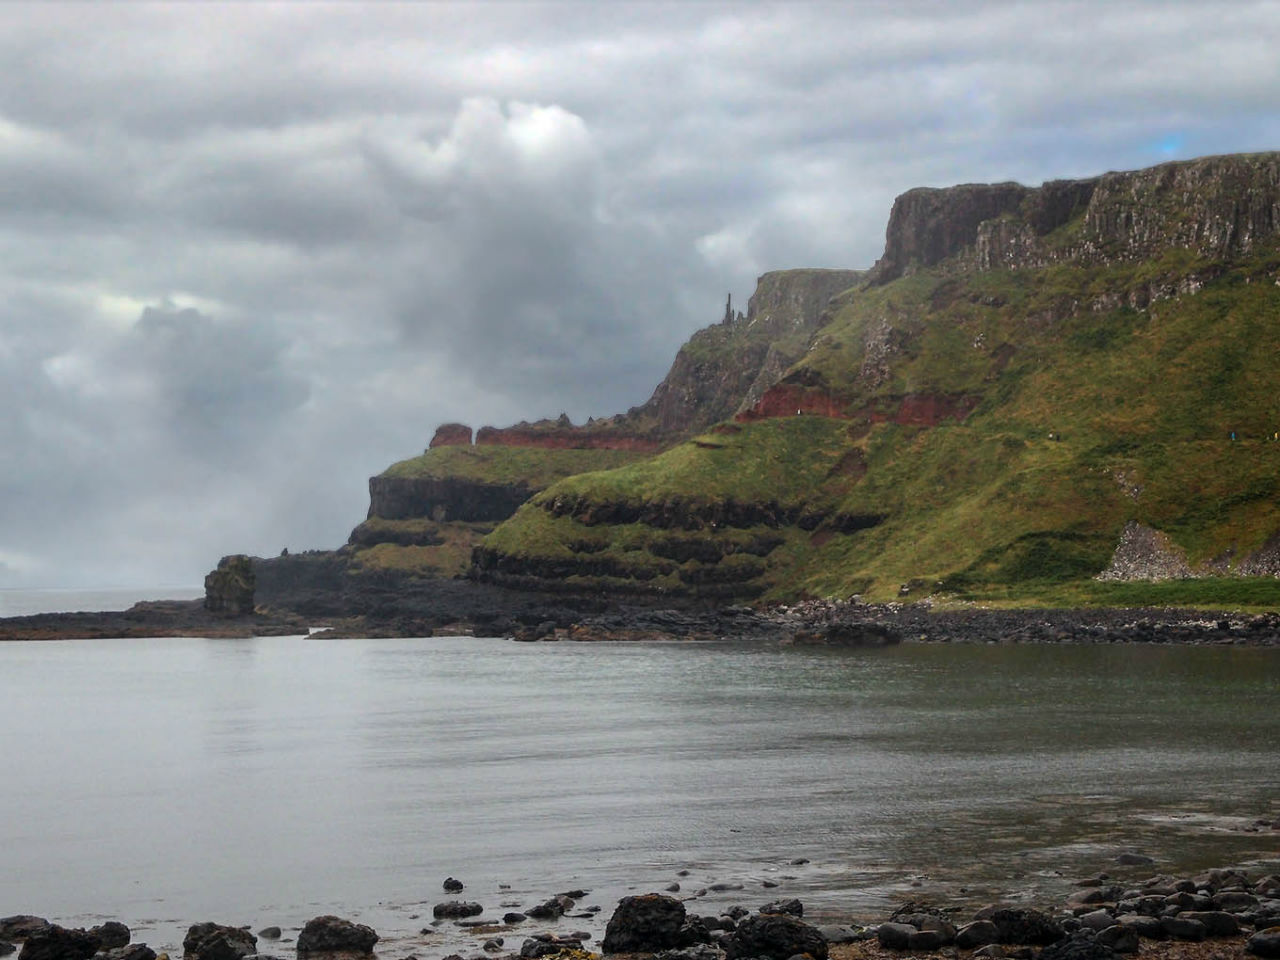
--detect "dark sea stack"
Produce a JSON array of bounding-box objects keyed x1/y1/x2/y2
[
  {"x1": 723, "y1": 913, "x2": 828, "y2": 960},
  {"x1": 295, "y1": 917, "x2": 378, "y2": 955},
  {"x1": 16, "y1": 927, "x2": 97, "y2": 960},
  {"x1": 182, "y1": 924, "x2": 257, "y2": 960},
  {"x1": 203, "y1": 555, "x2": 256, "y2": 615},
  {"x1": 601, "y1": 895, "x2": 688, "y2": 953}
]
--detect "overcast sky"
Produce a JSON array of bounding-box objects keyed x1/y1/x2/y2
[{"x1": 3, "y1": 1, "x2": 1279, "y2": 589}]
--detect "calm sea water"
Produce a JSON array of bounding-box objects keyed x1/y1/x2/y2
[{"x1": 1, "y1": 635, "x2": 1277, "y2": 957}]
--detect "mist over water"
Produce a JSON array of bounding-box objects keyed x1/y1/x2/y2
[{"x1": 2, "y1": 636, "x2": 1277, "y2": 957}]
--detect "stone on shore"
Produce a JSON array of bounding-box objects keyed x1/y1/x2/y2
[
  {"x1": 1095, "y1": 925, "x2": 1139, "y2": 953},
  {"x1": 182, "y1": 924, "x2": 257, "y2": 960},
  {"x1": 601, "y1": 895, "x2": 689, "y2": 954},
  {"x1": 0, "y1": 943, "x2": 14, "y2": 958},
  {"x1": 1159, "y1": 917, "x2": 1207, "y2": 941},
  {"x1": 758, "y1": 900, "x2": 803, "y2": 918},
  {"x1": 984, "y1": 908, "x2": 1065, "y2": 945},
  {"x1": 295, "y1": 917, "x2": 377, "y2": 955},
  {"x1": 256, "y1": 931, "x2": 281, "y2": 942},
  {"x1": 443, "y1": 878, "x2": 464, "y2": 893},
  {"x1": 723, "y1": 913, "x2": 827, "y2": 960},
  {"x1": 1179, "y1": 910, "x2": 1239, "y2": 936},
  {"x1": 18, "y1": 927, "x2": 99, "y2": 960},
  {"x1": 432, "y1": 903, "x2": 483, "y2": 920},
  {"x1": 1247, "y1": 928, "x2": 1280, "y2": 958},
  {"x1": 956, "y1": 921, "x2": 1000, "y2": 949}
]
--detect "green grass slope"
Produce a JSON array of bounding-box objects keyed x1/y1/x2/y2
[{"x1": 478, "y1": 244, "x2": 1280, "y2": 606}]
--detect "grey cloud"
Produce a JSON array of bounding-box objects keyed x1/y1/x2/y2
[{"x1": 1, "y1": 0, "x2": 1278, "y2": 587}]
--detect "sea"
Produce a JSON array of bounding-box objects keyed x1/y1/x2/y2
[
  {"x1": 0, "y1": 628, "x2": 1277, "y2": 958},
  {"x1": 0, "y1": 586, "x2": 203, "y2": 618}
]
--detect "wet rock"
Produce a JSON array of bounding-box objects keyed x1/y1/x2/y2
[
  {"x1": 1158, "y1": 917, "x2": 1206, "y2": 941},
  {"x1": 255, "y1": 932, "x2": 280, "y2": 943},
  {"x1": 1077, "y1": 911, "x2": 1116, "y2": 932},
  {"x1": 665, "y1": 884, "x2": 681, "y2": 893},
  {"x1": 907, "y1": 930, "x2": 946, "y2": 951},
  {"x1": 1, "y1": 944, "x2": 15, "y2": 958},
  {"x1": 97, "y1": 947, "x2": 156, "y2": 960},
  {"x1": 1094, "y1": 926, "x2": 1138, "y2": 953},
  {"x1": 726, "y1": 908, "x2": 749, "y2": 922},
  {"x1": 956, "y1": 921, "x2": 1000, "y2": 949},
  {"x1": 722, "y1": 914, "x2": 827, "y2": 960},
  {"x1": 559, "y1": 891, "x2": 588, "y2": 901},
  {"x1": 520, "y1": 936, "x2": 582, "y2": 959},
  {"x1": 503, "y1": 914, "x2": 527, "y2": 925},
  {"x1": 602, "y1": 895, "x2": 688, "y2": 954},
  {"x1": 877, "y1": 924, "x2": 914, "y2": 950},
  {"x1": 758, "y1": 901, "x2": 802, "y2": 918},
  {"x1": 443, "y1": 878, "x2": 464, "y2": 893},
  {"x1": 296, "y1": 917, "x2": 377, "y2": 955},
  {"x1": 1215, "y1": 891, "x2": 1260, "y2": 912},
  {"x1": 986, "y1": 909, "x2": 1065, "y2": 946},
  {"x1": 432, "y1": 903, "x2": 483, "y2": 920},
  {"x1": 1247, "y1": 929, "x2": 1280, "y2": 959},
  {"x1": 0, "y1": 922, "x2": 52, "y2": 944},
  {"x1": 1037, "y1": 935, "x2": 1117, "y2": 960},
  {"x1": 708, "y1": 884, "x2": 744, "y2": 893},
  {"x1": 761, "y1": 881, "x2": 778, "y2": 889},
  {"x1": 1115, "y1": 915, "x2": 1163, "y2": 939},
  {"x1": 21, "y1": 928, "x2": 103, "y2": 960},
  {"x1": 1178, "y1": 911, "x2": 1238, "y2": 936},
  {"x1": 183, "y1": 925, "x2": 257, "y2": 960},
  {"x1": 814, "y1": 926, "x2": 863, "y2": 945},
  {"x1": 973, "y1": 946, "x2": 1006, "y2": 959},
  {"x1": 482, "y1": 940, "x2": 503, "y2": 953}
]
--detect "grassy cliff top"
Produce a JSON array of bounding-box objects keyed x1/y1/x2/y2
[{"x1": 380, "y1": 445, "x2": 647, "y2": 487}]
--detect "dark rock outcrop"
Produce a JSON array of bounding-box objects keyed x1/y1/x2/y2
[
  {"x1": 601, "y1": 895, "x2": 689, "y2": 954},
  {"x1": 182, "y1": 924, "x2": 257, "y2": 960},
  {"x1": 203, "y1": 555, "x2": 255, "y2": 615},
  {"x1": 87, "y1": 924, "x2": 129, "y2": 951},
  {"x1": 16, "y1": 928, "x2": 98, "y2": 960},
  {"x1": 0, "y1": 920, "x2": 51, "y2": 943},
  {"x1": 296, "y1": 916, "x2": 378, "y2": 955},
  {"x1": 367, "y1": 476, "x2": 534, "y2": 523},
  {"x1": 723, "y1": 913, "x2": 828, "y2": 960}
]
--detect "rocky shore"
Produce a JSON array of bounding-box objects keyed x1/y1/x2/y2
[
  {"x1": 4, "y1": 862, "x2": 1278, "y2": 960},
  {"x1": 4, "y1": 591, "x2": 1280, "y2": 645}
]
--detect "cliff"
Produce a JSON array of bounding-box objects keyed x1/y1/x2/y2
[
  {"x1": 477, "y1": 151, "x2": 1280, "y2": 604},
  {"x1": 244, "y1": 151, "x2": 1280, "y2": 616},
  {"x1": 870, "y1": 152, "x2": 1280, "y2": 282}
]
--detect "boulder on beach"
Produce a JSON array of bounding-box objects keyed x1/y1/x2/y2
[
  {"x1": 1038, "y1": 935, "x2": 1119, "y2": 960},
  {"x1": 723, "y1": 913, "x2": 827, "y2": 960},
  {"x1": 182, "y1": 923, "x2": 257, "y2": 960},
  {"x1": 1248, "y1": 928, "x2": 1280, "y2": 959},
  {"x1": 758, "y1": 899, "x2": 803, "y2": 918},
  {"x1": 296, "y1": 916, "x2": 378, "y2": 955},
  {"x1": 983, "y1": 908, "x2": 1064, "y2": 946},
  {"x1": 601, "y1": 895, "x2": 689, "y2": 954},
  {"x1": 443, "y1": 878, "x2": 464, "y2": 893},
  {"x1": 17, "y1": 926, "x2": 98, "y2": 960},
  {"x1": 0, "y1": 946, "x2": 15, "y2": 959}
]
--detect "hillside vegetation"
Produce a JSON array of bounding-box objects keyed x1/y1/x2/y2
[{"x1": 475, "y1": 154, "x2": 1280, "y2": 606}]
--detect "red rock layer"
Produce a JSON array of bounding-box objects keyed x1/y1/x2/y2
[
  {"x1": 474, "y1": 426, "x2": 665, "y2": 452},
  {"x1": 429, "y1": 423, "x2": 474, "y2": 448}
]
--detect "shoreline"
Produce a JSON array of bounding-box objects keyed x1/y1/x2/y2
[
  {"x1": 5, "y1": 857, "x2": 1278, "y2": 960},
  {"x1": 2, "y1": 597, "x2": 1279, "y2": 645}
]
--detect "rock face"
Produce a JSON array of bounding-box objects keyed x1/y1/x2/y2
[
  {"x1": 871, "y1": 153, "x2": 1280, "y2": 283},
  {"x1": 601, "y1": 895, "x2": 689, "y2": 954},
  {"x1": 633, "y1": 269, "x2": 864, "y2": 434},
  {"x1": 203, "y1": 555, "x2": 256, "y2": 615},
  {"x1": 430, "y1": 423, "x2": 474, "y2": 448},
  {"x1": 475, "y1": 423, "x2": 664, "y2": 452},
  {"x1": 296, "y1": 916, "x2": 378, "y2": 955},
  {"x1": 367, "y1": 476, "x2": 534, "y2": 522}
]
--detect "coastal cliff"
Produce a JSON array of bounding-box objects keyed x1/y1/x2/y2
[{"x1": 249, "y1": 152, "x2": 1280, "y2": 617}]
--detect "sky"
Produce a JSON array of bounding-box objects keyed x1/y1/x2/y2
[{"x1": 2, "y1": 1, "x2": 1279, "y2": 589}]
